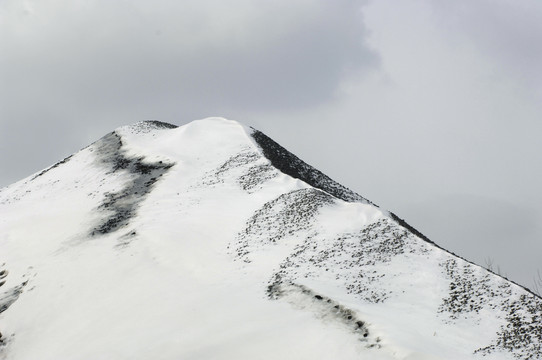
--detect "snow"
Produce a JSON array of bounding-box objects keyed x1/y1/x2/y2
[{"x1": 0, "y1": 117, "x2": 540, "y2": 359}]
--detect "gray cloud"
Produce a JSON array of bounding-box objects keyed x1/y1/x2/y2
[
  {"x1": 0, "y1": 0, "x2": 377, "y2": 111},
  {"x1": 432, "y1": 0, "x2": 542, "y2": 98},
  {"x1": 0, "y1": 0, "x2": 378, "y2": 184}
]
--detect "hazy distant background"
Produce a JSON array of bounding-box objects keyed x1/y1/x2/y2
[{"x1": 1, "y1": 0, "x2": 541, "y2": 291}]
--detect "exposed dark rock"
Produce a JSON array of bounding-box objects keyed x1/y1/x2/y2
[
  {"x1": 0, "y1": 282, "x2": 27, "y2": 314},
  {"x1": 128, "y1": 121, "x2": 178, "y2": 133},
  {"x1": 0, "y1": 270, "x2": 7, "y2": 288},
  {"x1": 30, "y1": 155, "x2": 73, "y2": 181},
  {"x1": 202, "y1": 149, "x2": 260, "y2": 187},
  {"x1": 272, "y1": 218, "x2": 425, "y2": 304},
  {"x1": 389, "y1": 212, "x2": 433, "y2": 245},
  {"x1": 201, "y1": 147, "x2": 279, "y2": 192},
  {"x1": 89, "y1": 132, "x2": 174, "y2": 236},
  {"x1": 251, "y1": 130, "x2": 370, "y2": 204},
  {"x1": 438, "y1": 258, "x2": 511, "y2": 320},
  {"x1": 232, "y1": 188, "x2": 335, "y2": 262},
  {"x1": 238, "y1": 164, "x2": 277, "y2": 191},
  {"x1": 267, "y1": 281, "x2": 375, "y2": 345},
  {"x1": 475, "y1": 293, "x2": 542, "y2": 359}
]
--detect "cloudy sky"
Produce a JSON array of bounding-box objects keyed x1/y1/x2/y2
[{"x1": 1, "y1": 0, "x2": 541, "y2": 290}]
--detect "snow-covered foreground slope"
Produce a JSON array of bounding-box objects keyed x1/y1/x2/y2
[{"x1": 0, "y1": 118, "x2": 540, "y2": 360}]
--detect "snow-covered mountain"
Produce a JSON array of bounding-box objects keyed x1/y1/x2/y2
[{"x1": 0, "y1": 118, "x2": 540, "y2": 360}]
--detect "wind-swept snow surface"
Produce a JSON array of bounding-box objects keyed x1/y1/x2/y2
[{"x1": 0, "y1": 118, "x2": 540, "y2": 360}]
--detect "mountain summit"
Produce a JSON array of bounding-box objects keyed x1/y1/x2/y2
[{"x1": 1, "y1": 118, "x2": 540, "y2": 360}]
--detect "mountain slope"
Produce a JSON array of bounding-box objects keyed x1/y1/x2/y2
[{"x1": 0, "y1": 118, "x2": 540, "y2": 360}]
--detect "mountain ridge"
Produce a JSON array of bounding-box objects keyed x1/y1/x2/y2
[{"x1": 0, "y1": 118, "x2": 540, "y2": 360}]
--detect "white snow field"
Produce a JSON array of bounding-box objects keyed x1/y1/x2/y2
[{"x1": 0, "y1": 118, "x2": 540, "y2": 360}]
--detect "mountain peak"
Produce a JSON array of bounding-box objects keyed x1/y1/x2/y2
[
  {"x1": 122, "y1": 119, "x2": 179, "y2": 132},
  {"x1": 0, "y1": 119, "x2": 540, "y2": 359},
  {"x1": 113, "y1": 117, "x2": 370, "y2": 206}
]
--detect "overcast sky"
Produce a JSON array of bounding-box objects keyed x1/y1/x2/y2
[{"x1": 1, "y1": 0, "x2": 541, "y2": 291}]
